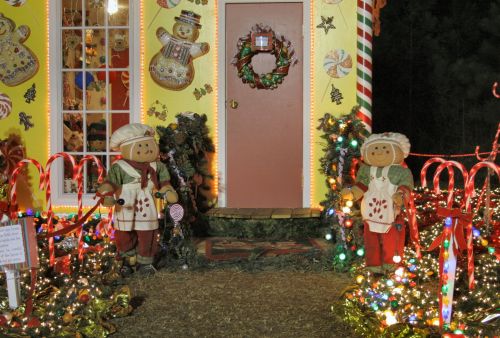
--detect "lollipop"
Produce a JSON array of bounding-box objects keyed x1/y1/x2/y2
[
  {"x1": 148, "y1": 0, "x2": 182, "y2": 30},
  {"x1": 323, "y1": 49, "x2": 352, "y2": 78},
  {"x1": 4, "y1": 0, "x2": 27, "y2": 6},
  {"x1": 0, "y1": 93, "x2": 12, "y2": 120}
]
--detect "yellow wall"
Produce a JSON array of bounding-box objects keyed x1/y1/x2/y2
[
  {"x1": 312, "y1": 0, "x2": 358, "y2": 206},
  {"x1": 0, "y1": 0, "x2": 358, "y2": 211},
  {"x1": 0, "y1": 1, "x2": 48, "y2": 210}
]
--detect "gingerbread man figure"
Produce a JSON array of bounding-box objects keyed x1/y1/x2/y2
[
  {"x1": 149, "y1": 10, "x2": 209, "y2": 91},
  {"x1": 0, "y1": 13, "x2": 39, "y2": 86},
  {"x1": 342, "y1": 132, "x2": 414, "y2": 273}
]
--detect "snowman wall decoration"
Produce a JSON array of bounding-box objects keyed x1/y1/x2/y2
[{"x1": 149, "y1": 10, "x2": 209, "y2": 91}]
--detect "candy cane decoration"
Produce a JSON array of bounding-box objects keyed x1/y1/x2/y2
[
  {"x1": 74, "y1": 155, "x2": 105, "y2": 261},
  {"x1": 464, "y1": 161, "x2": 500, "y2": 290},
  {"x1": 420, "y1": 157, "x2": 451, "y2": 189},
  {"x1": 493, "y1": 82, "x2": 499, "y2": 99},
  {"x1": 45, "y1": 153, "x2": 77, "y2": 266},
  {"x1": 432, "y1": 161, "x2": 468, "y2": 208},
  {"x1": 9, "y1": 159, "x2": 45, "y2": 218},
  {"x1": 356, "y1": 0, "x2": 374, "y2": 132}
]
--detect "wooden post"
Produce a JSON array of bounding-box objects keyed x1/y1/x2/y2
[{"x1": 5, "y1": 269, "x2": 21, "y2": 309}]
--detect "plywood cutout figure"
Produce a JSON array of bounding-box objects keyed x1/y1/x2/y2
[
  {"x1": 0, "y1": 13, "x2": 39, "y2": 86},
  {"x1": 149, "y1": 10, "x2": 209, "y2": 91}
]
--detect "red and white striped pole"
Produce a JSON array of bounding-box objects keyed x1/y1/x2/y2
[{"x1": 357, "y1": 0, "x2": 374, "y2": 133}]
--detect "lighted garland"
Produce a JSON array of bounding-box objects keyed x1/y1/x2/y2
[
  {"x1": 317, "y1": 106, "x2": 368, "y2": 270},
  {"x1": 233, "y1": 24, "x2": 297, "y2": 90}
]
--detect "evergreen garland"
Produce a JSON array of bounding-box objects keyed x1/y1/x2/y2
[
  {"x1": 156, "y1": 112, "x2": 215, "y2": 229},
  {"x1": 317, "y1": 106, "x2": 369, "y2": 270}
]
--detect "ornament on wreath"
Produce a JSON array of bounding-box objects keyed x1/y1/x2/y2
[
  {"x1": 149, "y1": 10, "x2": 210, "y2": 91},
  {"x1": 233, "y1": 23, "x2": 298, "y2": 90}
]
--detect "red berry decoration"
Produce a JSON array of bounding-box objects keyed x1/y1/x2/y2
[
  {"x1": 27, "y1": 316, "x2": 41, "y2": 328},
  {"x1": 79, "y1": 293, "x2": 90, "y2": 303}
]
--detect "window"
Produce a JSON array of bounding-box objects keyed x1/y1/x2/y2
[{"x1": 50, "y1": 0, "x2": 140, "y2": 206}]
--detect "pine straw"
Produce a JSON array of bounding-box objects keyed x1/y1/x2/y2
[{"x1": 110, "y1": 266, "x2": 360, "y2": 338}]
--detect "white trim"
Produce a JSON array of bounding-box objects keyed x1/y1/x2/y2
[
  {"x1": 49, "y1": 1, "x2": 140, "y2": 207},
  {"x1": 216, "y1": 0, "x2": 311, "y2": 207}
]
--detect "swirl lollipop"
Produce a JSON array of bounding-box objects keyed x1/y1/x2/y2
[
  {"x1": 0, "y1": 93, "x2": 12, "y2": 120},
  {"x1": 321, "y1": 49, "x2": 352, "y2": 101},
  {"x1": 148, "y1": 0, "x2": 182, "y2": 30},
  {"x1": 323, "y1": 49, "x2": 352, "y2": 78},
  {"x1": 4, "y1": 0, "x2": 27, "y2": 6}
]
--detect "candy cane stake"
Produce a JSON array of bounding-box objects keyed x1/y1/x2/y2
[
  {"x1": 464, "y1": 161, "x2": 500, "y2": 290},
  {"x1": 432, "y1": 161, "x2": 468, "y2": 208},
  {"x1": 9, "y1": 159, "x2": 45, "y2": 218},
  {"x1": 44, "y1": 153, "x2": 77, "y2": 266},
  {"x1": 75, "y1": 155, "x2": 105, "y2": 261}
]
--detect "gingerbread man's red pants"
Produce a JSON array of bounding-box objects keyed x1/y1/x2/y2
[{"x1": 364, "y1": 219, "x2": 406, "y2": 266}]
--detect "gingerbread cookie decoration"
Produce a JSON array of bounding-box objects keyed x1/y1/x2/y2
[
  {"x1": 0, "y1": 13, "x2": 39, "y2": 87},
  {"x1": 0, "y1": 92, "x2": 12, "y2": 120},
  {"x1": 149, "y1": 10, "x2": 209, "y2": 91}
]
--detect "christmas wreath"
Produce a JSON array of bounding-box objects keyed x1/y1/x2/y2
[{"x1": 233, "y1": 24, "x2": 297, "y2": 90}]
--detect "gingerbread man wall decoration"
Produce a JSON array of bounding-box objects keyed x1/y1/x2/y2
[
  {"x1": 0, "y1": 13, "x2": 39, "y2": 87},
  {"x1": 149, "y1": 10, "x2": 209, "y2": 91}
]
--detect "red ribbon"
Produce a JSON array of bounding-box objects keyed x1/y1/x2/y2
[{"x1": 427, "y1": 207, "x2": 470, "y2": 254}]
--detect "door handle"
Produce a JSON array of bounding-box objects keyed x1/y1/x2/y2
[{"x1": 229, "y1": 99, "x2": 239, "y2": 109}]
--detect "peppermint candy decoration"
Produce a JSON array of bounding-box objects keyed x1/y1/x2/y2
[
  {"x1": 157, "y1": 0, "x2": 181, "y2": 9},
  {"x1": 323, "y1": 49, "x2": 353, "y2": 78},
  {"x1": 169, "y1": 203, "x2": 184, "y2": 223},
  {"x1": 4, "y1": 0, "x2": 27, "y2": 6},
  {"x1": 0, "y1": 93, "x2": 12, "y2": 120}
]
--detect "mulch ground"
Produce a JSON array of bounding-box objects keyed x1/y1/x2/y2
[{"x1": 110, "y1": 268, "x2": 359, "y2": 338}]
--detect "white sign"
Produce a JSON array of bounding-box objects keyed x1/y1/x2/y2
[{"x1": 0, "y1": 224, "x2": 26, "y2": 266}]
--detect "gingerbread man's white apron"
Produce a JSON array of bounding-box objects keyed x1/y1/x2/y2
[
  {"x1": 360, "y1": 166, "x2": 397, "y2": 233},
  {"x1": 113, "y1": 160, "x2": 159, "y2": 231}
]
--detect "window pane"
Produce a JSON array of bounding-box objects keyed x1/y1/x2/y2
[
  {"x1": 110, "y1": 113, "x2": 129, "y2": 134},
  {"x1": 108, "y1": 0, "x2": 129, "y2": 26},
  {"x1": 62, "y1": 30, "x2": 83, "y2": 69},
  {"x1": 63, "y1": 155, "x2": 82, "y2": 194},
  {"x1": 86, "y1": 113, "x2": 107, "y2": 152},
  {"x1": 109, "y1": 29, "x2": 129, "y2": 68},
  {"x1": 110, "y1": 71, "x2": 129, "y2": 110},
  {"x1": 86, "y1": 155, "x2": 107, "y2": 193},
  {"x1": 62, "y1": 0, "x2": 83, "y2": 27},
  {"x1": 63, "y1": 113, "x2": 84, "y2": 152},
  {"x1": 84, "y1": 29, "x2": 105, "y2": 68},
  {"x1": 63, "y1": 72, "x2": 84, "y2": 110},
  {"x1": 85, "y1": 0, "x2": 106, "y2": 26},
  {"x1": 87, "y1": 72, "x2": 107, "y2": 110}
]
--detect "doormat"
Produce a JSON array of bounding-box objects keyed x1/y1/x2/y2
[{"x1": 196, "y1": 237, "x2": 329, "y2": 261}]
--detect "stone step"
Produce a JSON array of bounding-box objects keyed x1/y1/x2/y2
[{"x1": 205, "y1": 208, "x2": 326, "y2": 240}]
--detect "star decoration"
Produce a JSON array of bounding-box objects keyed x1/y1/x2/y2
[
  {"x1": 330, "y1": 85, "x2": 343, "y2": 105},
  {"x1": 316, "y1": 16, "x2": 336, "y2": 34}
]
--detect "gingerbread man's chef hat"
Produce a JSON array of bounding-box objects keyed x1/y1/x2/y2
[
  {"x1": 110, "y1": 123, "x2": 155, "y2": 151},
  {"x1": 361, "y1": 132, "x2": 411, "y2": 159}
]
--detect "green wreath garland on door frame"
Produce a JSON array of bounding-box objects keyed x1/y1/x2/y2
[{"x1": 233, "y1": 25, "x2": 297, "y2": 90}]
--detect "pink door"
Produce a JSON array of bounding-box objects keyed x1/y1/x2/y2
[{"x1": 226, "y1": 3, "x2": 303, "y2": 208}]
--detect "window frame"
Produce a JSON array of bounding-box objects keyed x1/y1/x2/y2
[{"x1": 49, "y1": 0, "x2": 141, "y2": 207}]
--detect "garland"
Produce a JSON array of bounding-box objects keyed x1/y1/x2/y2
[{"x1": 233, "y1": 24, "x2": 297, "y2": 90}]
